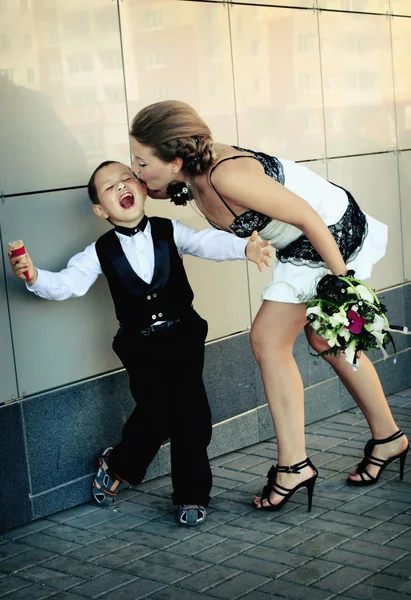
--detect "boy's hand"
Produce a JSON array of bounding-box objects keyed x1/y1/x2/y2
[
  {"x1": 8, "y1": 249, "x2": 38, "y2": 285},
  {"x1": 245, "y1": 231, "x2": 272, "y2": 272}
]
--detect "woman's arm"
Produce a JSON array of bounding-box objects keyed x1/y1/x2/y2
[{"x1": 210, "y1": 161, "x2": 348, "y2": 276}]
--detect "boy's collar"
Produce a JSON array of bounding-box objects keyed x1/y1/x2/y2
[{"x1": 114, "y1": 215, "x2": 148, "y2": 237}]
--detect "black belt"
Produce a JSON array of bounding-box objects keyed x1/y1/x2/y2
[{"x1": 140, "y1": 319, "x2": 180, "y2": 336}]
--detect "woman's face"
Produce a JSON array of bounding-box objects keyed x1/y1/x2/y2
[{"x1": 130, "y1": 138, "x2": 180, "y2": 199}]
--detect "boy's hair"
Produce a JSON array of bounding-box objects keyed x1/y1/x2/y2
[{"x1": 87, "y1": 160, "x2": 120, "y2": 205}]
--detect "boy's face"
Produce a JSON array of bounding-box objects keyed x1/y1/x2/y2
[{"x1": 93, "y1": 163, "x2": 147, "y2": 227}]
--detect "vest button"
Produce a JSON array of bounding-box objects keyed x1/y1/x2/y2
[
  {"x1": 158, "y1": 313, "x2": 163, "y2": 318},
  {"x1": 151, "y1": 314, "x2": 156, "y2": 320},
  {"x1": 147, "y1": 295, "x2": 151, "y2": 300},
  {"x1": 153, "y1": 293, "x2": 157, "y2": 298}
]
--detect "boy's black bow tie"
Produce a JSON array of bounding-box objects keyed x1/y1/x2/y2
[{"x1": 114, "y1": 215, "x2": 148, "y2": 237}]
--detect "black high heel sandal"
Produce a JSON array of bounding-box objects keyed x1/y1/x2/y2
[
  {"x1": 255, "y1": 457, "x2": 318, "y2": 512},
  {"x1": 347, "y1": 429, "x2": 409, "y2": 487}
]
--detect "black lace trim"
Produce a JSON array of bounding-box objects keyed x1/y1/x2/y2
[
  {"x1": 214, "y1": 146, "x2": 285, "y2": 238},
  {"x1": 276, "y1": 186, "x2": 368, "y2": 268}
]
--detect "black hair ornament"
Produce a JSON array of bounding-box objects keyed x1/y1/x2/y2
[{"x1": 166, "y1": 182, "x2": 192, "y2": 206}]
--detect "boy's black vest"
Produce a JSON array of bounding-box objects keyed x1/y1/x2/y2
[{"x1": 95, "y1": 217, "x2": 194, "y2": 330}]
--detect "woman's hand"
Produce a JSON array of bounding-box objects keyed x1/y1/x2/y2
[
  {"x1": 245, "y1": 231, "x2": 272, "y2": 272},
  {"x1": 8, "y1": 249, "x2": 38, "y2": 285}
]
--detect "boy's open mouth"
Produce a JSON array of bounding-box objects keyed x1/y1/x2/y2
[{"x1": 119, "y1": 191, "x2": 134, "y2": 209}]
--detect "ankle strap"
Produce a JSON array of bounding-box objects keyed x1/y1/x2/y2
[
  {"x1": 372, "y1": 429, "x2": 403, "y2": 445},
  {"x1": 276, "y1": 458, "x2": 312, "y2": 474}
]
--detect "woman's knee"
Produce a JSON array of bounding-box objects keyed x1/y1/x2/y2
[{"x1": 305, "y1": 325, "x2": 331, "y2": 355}]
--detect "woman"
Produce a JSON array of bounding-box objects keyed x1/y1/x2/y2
[{"x1": 129, "y1": 100, "x2": 408, "y2": 511}]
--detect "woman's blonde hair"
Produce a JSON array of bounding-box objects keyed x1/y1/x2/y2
[{"x1": 130, "y1": 100, "x2": 217, "y2": 175}]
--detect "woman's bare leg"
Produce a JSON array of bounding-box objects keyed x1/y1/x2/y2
[
  {"x1": 306, "y1": 326, "x2": 408, "y2": 481},
  {"x1": 250, "y1": 301, "x2": 315, "y2": 508}
]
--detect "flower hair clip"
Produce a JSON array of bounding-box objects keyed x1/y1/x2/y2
[{"x1": 166, "y1": 181, "x2": 192, "y2": 206}]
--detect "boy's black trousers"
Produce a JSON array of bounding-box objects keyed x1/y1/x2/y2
[{"x1": 107, "y1": 309, "x2": 212, "y2": 507}]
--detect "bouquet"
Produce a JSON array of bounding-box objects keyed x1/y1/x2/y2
[{"x1": 305, "y1": 271, "x2": 408, "y2": 370}]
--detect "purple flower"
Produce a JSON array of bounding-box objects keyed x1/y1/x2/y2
[{"x1": 345, "y1": 310, "x2": 366, "y2": 334}]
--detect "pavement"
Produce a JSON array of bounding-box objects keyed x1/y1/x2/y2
[{"x1": 1, "y1": 389, "x2": 411, "y2": 600}]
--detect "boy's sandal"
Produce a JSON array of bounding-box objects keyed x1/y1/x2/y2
[
  {"x1": 176, "y1": 504, "x2": 207, "y2": 526},
  {"x1": 91, "y1": 447, "x2": 129, "y2": 507}
]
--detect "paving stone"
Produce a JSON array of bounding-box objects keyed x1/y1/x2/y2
[
  {"x1": 202, "y1": 571, "x2": 270, "y2": 598},
  {"x1": 68, "y1": 570, "x2": 136, "y2": 597},
  {"x1": 100, "y1": 577, "x2": 165, "y2": 599},
  {"x1": 65, "y1": 510, "x2": 124, "y2": 530},
  {"x1": 312, "y1": 565, "x2": 371, "y2": 593},
  {"x1": 42, "y1": 556, "x2": 108, "y2": 579},
  {"x1": 0, "y1": 548, "x2": 55, "y2": 575},
  {"x1": 338, "y1": 539, "x2": 406, "y2": 561},
  {"x1": 292, "y1": 532, "x2": 348, "y2": 558},
  {"x1": 0, "y1": 541, "x2": 32, "y2": 561},
  {"x1": 261, "y1": 526, "x2": 319, "y2": 551},
  {"x1": 87, "y1": 513, "x2": 148, "y2": 535},
  {"x1": 357, "y1": 521, "x2": 408, "y2": 544},
  {"x1": 0, "y1": 583, "x2": 59, "y2": 599},
  {"x1": 112, "y1": 501, "x2": 168, "y2": 520},
  {"x1": 175, "y1": 564, "x2": 239, "y2": 592},
  {"x1": 2, "y1": 520, "x2": 55, "y2": 541},
  {"x1": 303, "y1": 517, "x2": 364, "y2": 537},
  {"x1": 245, "y1": 546, "x2": 308, "y2": 568},
  {"x1": 144, "y1": 550, "x2": 211, "y2": 574},
  {"x1": 199, "y1": 539, "x2": 253, "y2": 564},
  {"x1": 114, "y1": 529, "x2": 178, "y2": 550},
  {"x1": 226, "y1": 514, "x2": 290, "y2": 536},
  {"x1": 38, "y1": 525, "x2": 103, "y2": 546},
  {"x1": 321, "y1": 548, "x2": 390, "y2": 571},
  {"x1": 318, "y1": 510, "x2": 382, "y2": 530},
  {"x1": 93, "y1": 544, "x2": 155, "y2": 568},
  {"x1": 239, "y1": 592, "x2": 284, "y2": 600},
  {"x1": 66, "y1": 538, "x2": 130, "y2": 562},
  {"x1": 282, "y1": 558, "x2": 341, "y2": 585},
  {"x1": 150, "y1": 587, "x2": 216, "y2": 600},
  {"x1": 17, "y1": 532, "x2": 82, "y2": 555},
  {"x1": 0, "y1": 575, "x2": 30, "y2": 596},
  {"x1": 18, "y1": 565, "x2": 84, "y2": 589},
  {"x1": 342, "y1": 583, "x2": 409, "y2": 600},
  {"x1": 133, "y1": 519, "x2": 200, "y2": 541},
  {"x1": 121, "y1": 558, "x2": 189, "y2": 584},
  {"x1": 362, "y1": 500, "x2": 409, "y2": 521},
  {"x1": 381, "y1": 554, "x2": 411, "y2": 578},
  {"x1": 205, "y1": 522, "x2": 272, "y2": 545},
  {"x1": 261, "y1": 579, "x2": 332, "y2": 599},
  {"x1": 362, "y1": 572, "x2": 411, "y2": 595},
  {"x1": 47, "y1": 505, "x2": 100, "y2": 524},
  {"x1": 166, "y1": 532, "x2": 225, "y2": 557},
  {"x1": 222, "y1": 554, "x2": 291, "y2": 578}
]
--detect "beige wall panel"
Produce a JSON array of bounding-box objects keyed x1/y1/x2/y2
[
  {"x1": 247, "y1": 159, "x2": 328, "y2": 320},
  {"x1": 320, "y1": 11, "x2": 396, "y2": 157},
  {"x1": 2, "y1": 190, "x2": 121, "y2": 397},
  {"x1": 145, "y1": 199, "x2": 251, "y2": 341},
  {"x1": 398, "y1": 151, "x2": 411, "y2": 281},
  {"x1": 319, "y1": 0, "x2": 389, "y2": 11},
  {"x1": 0, "y1": 0, "x2": 130, "y2": 195},
  {"x1": 391, "y1": 1, "x2": 411, "y2": 16},
  {"x1": 392, "y1": 17, "x2": 411, "y2": 150},
  {"x1": 231, "y1": 1, "x2": 316, "y2": 7},
  {"x1": 231, "y1": 6, "x2": 326, "y2": 162},
  {"x1": 121, "y1": 1, "x2": 249, "y2": 341},
  {"x1": 120, "y1": 1, "x2": 237, "y2": 143},
  {"x1": 327, "y1": 153, "x2": 403, "y2": 291}
]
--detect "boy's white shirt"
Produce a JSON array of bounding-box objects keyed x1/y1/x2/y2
[{"x1": 28, "y1": 219, "x2": 248, "y2": 301}]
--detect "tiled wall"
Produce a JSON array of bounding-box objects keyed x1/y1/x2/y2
[{"x1": 1, "y1": 0, "x2": 411, "y2": 529}]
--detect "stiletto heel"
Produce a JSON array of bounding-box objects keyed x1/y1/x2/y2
[
  {"x1": 399, "y1": 447, "x2": 409, "y2": 480},
  {"x1": 306, "y1": 477, "x2": 316, "y2": 512},
  {"x1": 255, "y1": 457, "x2": 318, "y2": 512},
  {"x1": 348, "y1": 429, "x2": 409, "y2": 486}
]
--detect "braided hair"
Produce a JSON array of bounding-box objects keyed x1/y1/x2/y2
[{"x1": 130, "y1": 100, "x2": 217, "y2": 175}]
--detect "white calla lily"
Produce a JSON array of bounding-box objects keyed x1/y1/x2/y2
[
  {"x1": 329, "y1": 310, "x2": 349, "y2": 328},
  {"x1": 344, "y1": 340, "x2": 357, "y2": 366},
  {"x1": 355, "y1": 285, "x2": 375, "y2": 303}
]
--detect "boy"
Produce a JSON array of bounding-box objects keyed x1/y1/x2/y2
[{"x1": 9, "y1": 161, "x2": 271, "y2": 526}]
